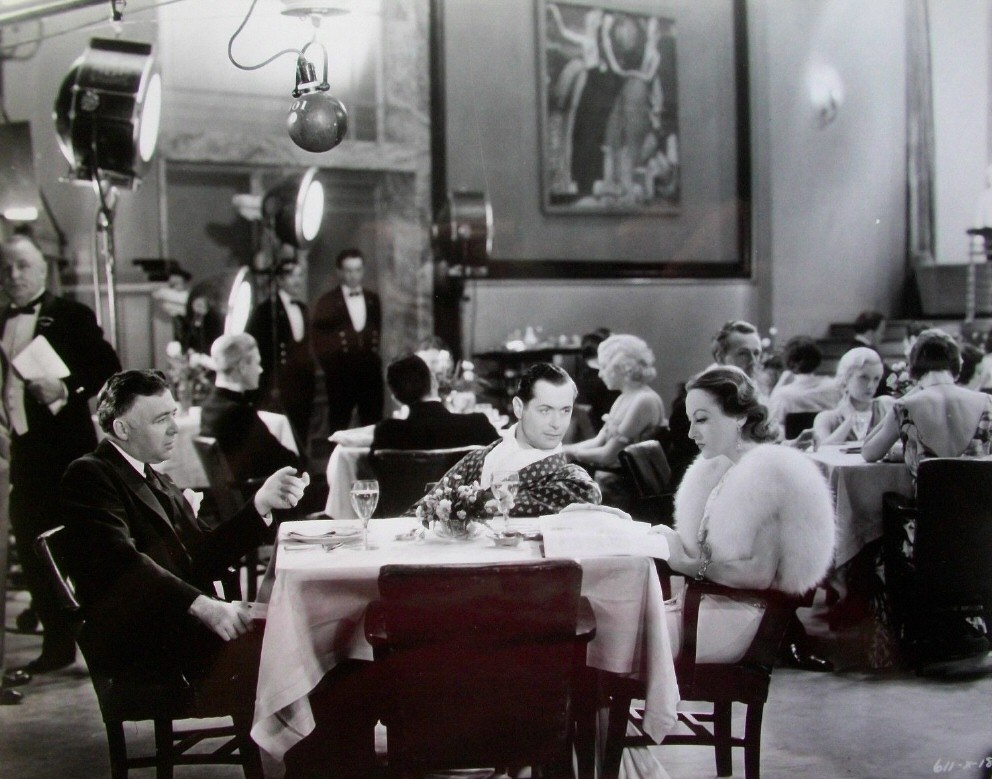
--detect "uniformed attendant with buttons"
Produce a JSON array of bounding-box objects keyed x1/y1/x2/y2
[
  {"x1": 310, "y1": 248, "x2": 384, "y2": 433},
  {"x1": 246, "y1": 254, "x2": 316, "y2": 449}
]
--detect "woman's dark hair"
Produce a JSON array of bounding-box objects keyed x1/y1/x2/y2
[
  {"x1": 958, "y1": 343, "x2": 984, "y2": 386},
  {"x1": 686, "y1": 366, "x2": 779, "y2": 443},
  {"x1": 96, "y1": 370, "x2": 170, "y2": 434},
  {"x1": 853, "y1": 310, "x2": 885, "y2": 335},
  {"x1": 386, "y1": 354, "x2": 433, "y2": 406},
  {"x1": 908, "y1": 328, "x2": 962, "y2": 380},
  {"x1": 782, "y1": 336, "x2": 822, "y2": 374}
]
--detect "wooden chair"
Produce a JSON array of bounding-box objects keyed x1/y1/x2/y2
[
  {"x1": 783, "y1": 411, "x2": 819, "y2": 440},
  {"x1": 364, "y1": 561, "x2": 596, "y2": 777},
  {"x1": 34, "y1": 526, "x2": 262, "y2": 779},
  {"x1": 192, "y1": 436, "x2": 265, "y2": 600},
  {"x1": 367, "y1": 446, "x2": 480, "y2": 517},
  {"x1": 883, "y1": 458, "x2": 992, "y2": 674},
  {"x1": 601, "y1": 569, "x2": 809, "y2": 779},
  {"x1": 617, "y1": 439, "x2": 674, "y2": 525}
]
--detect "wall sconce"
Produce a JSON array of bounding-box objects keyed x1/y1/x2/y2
[
  {"x1": 807, "y1": 62, "x2": 844, "y2": 128},
  {"x1": 229, "y1": 0, "x2": 349, "y2": 153}
]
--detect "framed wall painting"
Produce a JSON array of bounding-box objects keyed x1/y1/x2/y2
[{"x1": 539, "y1": 0, "x2": 680, "y2": 215}]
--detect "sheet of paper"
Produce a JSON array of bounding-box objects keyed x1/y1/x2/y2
[
  {"x1": 11, "y1": 335, "x2": 70, "y2": 380},
  {"x1": 540, "y1": 510, "x2": 670, "y2": 560}
]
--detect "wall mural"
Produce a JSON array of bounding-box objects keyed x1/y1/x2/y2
[{"x1": 539, "y1": 0, "x2": 680, "y2": 215}]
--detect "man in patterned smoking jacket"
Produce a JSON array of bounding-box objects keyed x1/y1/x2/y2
[{"x1": 410, "y1": 362, "x2": 601, "y2": 516}]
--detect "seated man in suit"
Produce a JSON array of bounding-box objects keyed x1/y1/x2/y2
[
  {"x1": 200, "y1": 333, "x2": 300, "y2": 485},
  {"x1": 59, "y1": 369, "x2": 309, "y2": 711},
  {"x1": 410, "y1": 362, "x2": 601, "y2": 516},
  {"x1": 371, "y1": 354, "x2": 500, "y2": 453}
]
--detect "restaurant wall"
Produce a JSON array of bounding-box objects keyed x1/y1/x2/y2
[{"x1": 451, "y1": 0, "x2": 908, "y2": 404}]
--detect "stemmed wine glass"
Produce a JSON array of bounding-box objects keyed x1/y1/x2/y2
[
  {"x1": 490, "y1": 471, "x2": 520, "y2": 533},
  {"x1": 350, "y1": 480, "x2": 380, "y2": 550}
]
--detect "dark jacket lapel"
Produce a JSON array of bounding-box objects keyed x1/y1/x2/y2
[{"x1": 96, "y1": 440, "x2": 183, "y2": 541}]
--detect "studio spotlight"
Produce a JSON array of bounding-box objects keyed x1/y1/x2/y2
[
  {"x1": 287, "y1": 51, "x2": 348, "y2": 153},
  {"x1": 53, "y1": 38, "x2": 161, "y2": 189},
  {"x1": 263, "y1": 167, "x2": 325, "y2": 248},
  {"x1": 432, "y1": 191, "x2": 494, "y2": 268}
]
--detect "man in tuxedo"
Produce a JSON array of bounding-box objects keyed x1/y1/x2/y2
[
  {"x1": 311, "y1": 248, "x2": 384, "y2": 433},
  {"x1": 59, "y1": 370, "x2": 308, "y2": 704},
  {"x1": 0, "y1": 233, "x2": 120, "y2": 674},
  {"x1": 410, "y1": 363, "x2": 601, "y2": 517},
  {"x1": 247, "y1": 256, "x2": 316, "y2": 447},
  {"x1": 201, "y1": 333, "x2": 300, "y2": 485},
  {"x1": 371, "y1": 354, "x2": 500, "y2": 453}
]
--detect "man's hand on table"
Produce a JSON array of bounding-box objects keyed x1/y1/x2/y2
[{"x1": 189, "y1": 596, "x2": 253, "y2": 641}]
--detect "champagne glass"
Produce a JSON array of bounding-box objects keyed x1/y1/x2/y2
[
  {"x1": 490, "y1": 471, "x2": 520, "y2": 533},
  {"x1": 350, "y1": 480, "x2": 380, "y2": 550}
]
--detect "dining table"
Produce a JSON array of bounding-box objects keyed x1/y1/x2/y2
[
  {"x1": 251, "y1": 514, "x2": 681, "y2": 779},
  {"x1": 805, "y1": 443, "x2": 914, "y2": 568}
]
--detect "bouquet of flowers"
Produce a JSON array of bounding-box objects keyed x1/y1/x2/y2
[
  {"x1": 164, "y1": 341, "x2": 214, "y2": 409},
  {"x1": 885, "y1": 360, "x2": 915, "y2": 398},
  {"x1": 415, "y1": 475, "x2": 498, "y2": 538},
  {"x1": 415, "y1": 346, "x2": 489, "y2": 411}
]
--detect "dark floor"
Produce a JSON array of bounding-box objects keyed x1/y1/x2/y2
[{"x1": 2, "y1": 586, "x2": 991, "y2": 778}]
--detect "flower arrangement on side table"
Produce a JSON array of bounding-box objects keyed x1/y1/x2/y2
[
  {"x1": 416, "y1": 475, "x2": 499, "y2": 539},
  {"x1": 164, "y1": 341, "x2": 214, "y2": 411},
  {"x1": 415, "y1": 346, "x2": 490, "y2": 413},
  {"x1": 885, "y1": 360, "x2": 915, "y2": 398}
]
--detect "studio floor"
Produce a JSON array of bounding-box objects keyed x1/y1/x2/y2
[{"x1": 1, "y1": 587, "x2": 991, "y2": 779}]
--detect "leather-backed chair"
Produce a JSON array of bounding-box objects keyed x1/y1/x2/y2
[
  {"x1": 617, "y1": 439, "x2": 674, "y2": 525},
  {"x1": 364, "y1": 561, "x2": 596, "y2": 777},
  {"x1": 883, "y1": 458, "x2": 992, "y2": 674},
  {"x1": 192, "y1": 436, "x2": 265, "y2": 600},
  {"x1": 34, "y1": 526, "x2": 262, "y2": 779},
  {"x1": 783, "y1": 411, "x2": 819, "y2": 440},
  {"x1": 601, "y1": 568, "x2": 810, "y2": 779},
  {"x1": 367, "y1": 446, "x2": 481, "y2": 517}
]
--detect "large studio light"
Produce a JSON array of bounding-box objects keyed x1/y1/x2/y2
[
  {"x1": 53, "y1": 38, "x2": 162, "y2": 189},
  {"x1": 263, "y1": 167, "x2": 325, "y2": 248},
  {"x1": 432, "y1": 191, "x2": 494, "y2": 268}
]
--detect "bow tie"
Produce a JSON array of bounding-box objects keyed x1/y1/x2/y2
[
  {"x1": 4, "y1": 298, "x2": 42, "y2": 317},
  {"x1": 346, "y1": 289, "x2": 362, "y2": 298}
]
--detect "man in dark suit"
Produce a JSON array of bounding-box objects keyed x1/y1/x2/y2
[
  {"x1": 59, "y1": 370, "x2": 308, "y2": 700},
  {"x1": 0, "y1": 233, "x2": 120, "y2": 674},
  {"x1": 201, "y1": 333, "x2": 300, "y2": 485},
  {"x1": 247, "y1": 256, "x2": 316, "y2": 447},
  {"x1": 372, "y1": 354, "x2": 499, "y2": 453},
  {"x1": 311, "y1": 248, "x2": 384, "y2": 433}
]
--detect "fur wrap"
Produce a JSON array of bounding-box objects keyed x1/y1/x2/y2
[{"x1": 674, "y1": 444, "x2": 836, "y2": 595}]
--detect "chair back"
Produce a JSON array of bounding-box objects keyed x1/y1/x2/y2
[
  {"x1": 368, "y1": 446, "x2": 480, "y2": 517},
  {"x1": 784, "y1": 411, "x2": 819, "y2": 440},
  {"x1": 35, "y1": 527, "x2": 82, "y2": 615},
  {"x1": 909, "y1": 458, "x2": 992, "y2": 664},
  {"x1": 192, "y1": 436, "x2": 245, "y2": 523},
  {"x1": 365, "y1": 560, "x2": 591, "y2": 771},
  {"x1": 618, "y1": 439, "x2": 673, "y2": 524}
]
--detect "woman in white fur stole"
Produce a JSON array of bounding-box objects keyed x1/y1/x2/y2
[{"x1": 652, "y1": 366, "x2": 836, "y2": 663}]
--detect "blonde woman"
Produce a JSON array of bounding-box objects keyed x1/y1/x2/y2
[
  {"x1": 813, "y1": 347, "x2": 894, "y2": 447},
  {"x1": 563, "y1": 334, "x2": 666, "y2": 468}
]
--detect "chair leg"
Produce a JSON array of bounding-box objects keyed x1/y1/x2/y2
[
  {"x1": 104, "y1": 720, "x2": 130, "y2": 779},
  {"x1": 572, "y1": 667, "x2": 597, "y2": 779},
  {"x1": 713, "y1": 703, "x2": 733, "y2": 777},
  {"x1": 743, "y1": 702, "x2": 764, "y2": 779},
  {"x1": 599, "y1": 688, "x2": 632, "y2": 779},
  {"x1": 154, "y1": 719, "x2": 174, "y2": 779},
  {"x1": 233, "y1": 711, "x2": 264, "y2": 779}
]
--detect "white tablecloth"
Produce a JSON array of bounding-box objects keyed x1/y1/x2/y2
[
  {"x1": 806, "y1": 445, "x2": 914, "y2": 566},
  {"x1": 251, "y1": 516, "x2": 679, "y2": 777}
]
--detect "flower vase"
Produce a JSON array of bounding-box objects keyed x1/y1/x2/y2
[
  {"x1": 433, "y1": 518, "x2": 476, "y2": 540},
  {"x1": 176, "y1": 380, "x2": 193, "y2": 414}
]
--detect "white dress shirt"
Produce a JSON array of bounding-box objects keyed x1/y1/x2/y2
[
  {"x1": 278, "y1": 289, "x2": 306, "y2": 343},
  {"x1": 342, "y1": 286, "x2": 367, "y2": 332}
]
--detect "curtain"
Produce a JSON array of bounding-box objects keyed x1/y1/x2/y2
[{"x1": 906, "y1": 0, "x2": 936, "y2": 267}]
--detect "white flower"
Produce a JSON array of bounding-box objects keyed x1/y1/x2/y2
[{"x1": 165, "y1": 341, "x2": 183, "y2": 359}]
